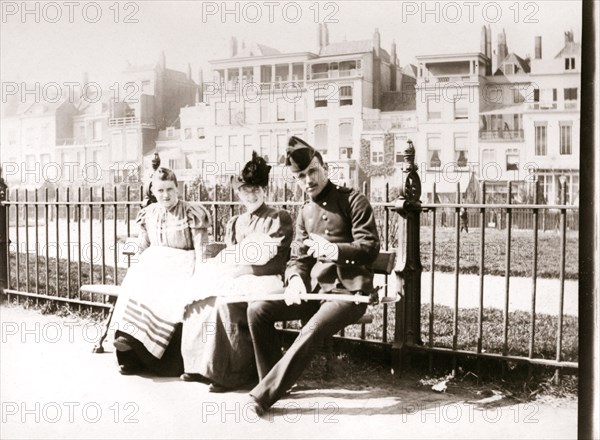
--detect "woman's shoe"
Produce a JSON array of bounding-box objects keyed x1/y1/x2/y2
[
  {"x1": 180, "y1": 373, "x2": 207, "y2": 383},
  {"x1": 118, "y1": 364, "x2": 139, "y2": 375},
  {"x1": 208, "y1": 383, "x2": 230, "y2": 393}
]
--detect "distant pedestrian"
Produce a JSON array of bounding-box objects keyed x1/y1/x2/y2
[{"x1": 460, "y1": 207, "x2": 469, "y2": 233}]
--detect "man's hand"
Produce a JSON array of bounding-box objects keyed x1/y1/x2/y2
[
  {"x1": 304, "y1": 233, "x2": 339, "y2": 261},
  {"x1": 284, "y1": 275, "x2": 306, "y2": 305}
]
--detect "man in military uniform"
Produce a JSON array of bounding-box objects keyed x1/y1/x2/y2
[{"x1": 246, "y1": 136, "x2": 380, "y2": 416}]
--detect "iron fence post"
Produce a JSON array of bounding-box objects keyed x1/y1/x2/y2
[
  {"x1": 0, "y1": 167, "x2": 8, "y2": 293},
  {"x1": 391, "y1": 140, "x2": 423, "y2": 373}
]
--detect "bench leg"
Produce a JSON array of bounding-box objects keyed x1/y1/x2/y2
[{"x1": 93, "y1": 304, "x2": 116, "y2": 354}]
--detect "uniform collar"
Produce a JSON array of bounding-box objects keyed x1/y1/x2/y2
[{"x1": 311, "y1": 180, "x2": 335, "y2": 203}]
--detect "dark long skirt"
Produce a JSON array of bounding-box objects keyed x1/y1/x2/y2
[
  {"x1": 181, "y1": 298, "x2": 257, "y2": 389},
  {"x1": 115, "y1": 324, "x2": 184, "y2": 377}
]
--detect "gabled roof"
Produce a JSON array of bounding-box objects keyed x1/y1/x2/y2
[
  {"x1": 234, "y1": 42, "x2": 281, "y2": 58},
  {"x1": 495, "y1": 53, "x2": 530, "y2": 75},
  {"x1": 402, "y1": 64, "x2": 418, "y2": 78},
  {"x1": 555, "y1": 41, "x2": 581, "y2": 58}
]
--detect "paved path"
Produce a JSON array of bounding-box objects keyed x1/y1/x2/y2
[
  {"x1": 1, "y1": 306, "x2": 576, "y2": 439},
  {"x1": 379, "y1": 273, "x2": 578, "y2": 316}
]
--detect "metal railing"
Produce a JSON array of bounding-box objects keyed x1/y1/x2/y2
[{"x1": 0, "y1": 153, "x2": 579, "y2": 374}]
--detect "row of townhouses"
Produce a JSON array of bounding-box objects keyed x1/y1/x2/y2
[{"x1": 1, "y1": 24, "x2": 580, "y2": 205}]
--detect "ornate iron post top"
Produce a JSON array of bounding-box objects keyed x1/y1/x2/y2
[
  {"x1": 403, "y1": 139, "x2": 417, "y2": 171},
  {"x1": 394, "y1": 140, "x2": 422, "y2": 217},
  {"x1": 0, "y1": 166, "x2": 7, "y2": 202}
]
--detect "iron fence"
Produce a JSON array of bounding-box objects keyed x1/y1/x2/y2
[{"x1": 0, "y1": 170, "x2": 579, "y2": 374}]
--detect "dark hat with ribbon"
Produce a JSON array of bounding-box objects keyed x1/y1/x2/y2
[
  {"x1": 286, "y1": 136, "x2": 316, "y2": 172},
  {"x1": 233, "y1": 151, "x2": 271, "y2": 189}
]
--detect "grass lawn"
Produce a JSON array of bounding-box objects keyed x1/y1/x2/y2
[{"x1": 417, "y1": 227, "x2": 578, "y2": 280}]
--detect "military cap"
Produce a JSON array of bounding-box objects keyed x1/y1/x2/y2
[
  {"x1": 233, "y1": 151, "x2": 271, "y2": 189},
  {"x1": 286, "y1": 136, "x2": 316, "y2": 172}
]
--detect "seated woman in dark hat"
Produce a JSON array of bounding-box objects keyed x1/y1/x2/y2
[{"x1": 180, "y1": 151, "x2": 293, "y2": 392}]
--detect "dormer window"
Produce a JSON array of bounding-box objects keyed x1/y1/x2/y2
[
  {"x1": 504, "y1": 63, "x2": 515, "y2": 75},
  {"x1": 565, "y1": 57, "x2": 576, "y2": 70},
  {"x1": 166, "y1": 127, "x2": 174, "y2": 137}
]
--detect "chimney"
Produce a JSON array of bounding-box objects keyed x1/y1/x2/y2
[
  {"x1": 534, "y1": 36, "x2": 542, "y2": 59},
  {"x1": 197, "y1": 69, "x2": 204, "y2": 102},
  {"x1": 480, "y1": 25, "x2": 487, "y2": 54},
  {"x1": 160, "y1": 51, "x2": 166, "y2": 69},
  {"x1": 322, "y1": 23, "x2": 329, "y2": 47},
  {"x1": 317, "y1": 23, "x2": 323, "y2": 49},
  {"x1": 497, "y1": 28, "x2": 508, "y2": 68},
  {"x1": 229, "y1": 36, "x2": 238, "y2": 57},
  {"x1": 391, "y1": 40, "x2": 397, "y2": 65},
  {"x1": 564, "y1": 30, "x2": 573, "y2": 43},
  {"x1": 373, "y1": 28, "x2": 381, "y2": 57},
  {"x1": 485, "y1": 25, "x2": 492, "y2": 75},
  {"x1": 187, "y1": 63, "x2": 192, "y2": 80}
]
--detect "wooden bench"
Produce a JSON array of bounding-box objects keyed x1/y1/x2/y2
[{"x1": 81, "y1": 242, "x2": 398, "y2": 355}]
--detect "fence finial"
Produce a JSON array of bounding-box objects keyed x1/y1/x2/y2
[{"x1": 152, "y1": 152, "x2": 161, "y2": 171}]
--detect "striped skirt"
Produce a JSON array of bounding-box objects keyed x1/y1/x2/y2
[{"x1": 111, "y1": 246, "x2": 196, "y2": 359}]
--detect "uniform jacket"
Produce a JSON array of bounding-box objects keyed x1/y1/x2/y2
[{"x1": 285, "y1": 181, "x2": 380, "y2": 293}]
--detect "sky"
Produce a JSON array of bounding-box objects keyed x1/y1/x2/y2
[{"x1": 0, "y1": 1, "x2": 584, "y2": 88}]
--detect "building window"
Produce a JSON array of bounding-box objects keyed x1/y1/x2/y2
[
  {"x1": 314, "y1": 88, "x2": 328, "y2": 108},
  {"x1": 559, "y1": 122, "x2": 572, "y2": 155},
  {"x1": 564, "y1": 88, "x2": 577, "y2": 101},
  {"x1": 504, "y1": 63, "x2": 515, "y2": 75},
  {"x1": 166, "y1": 127, "x2": 175, "y2": 137},
  {"x1": 513, "y1": 87, "x2": 525, "y2": 103},
  {"x1": 533, "y1": 88, "x2": 539, "y2": 103},
  {"x1": 215, "y1": 136, "x2": 225, "y2": 161},
  {"x1": 482, "y1": 148, "x2": 495, "y2": 168},
  {"x1": 506, "y1": 148, "x2": 519, "y2": 171},
  {"x1": 215, "y1": 102, "x2": 226, "y2": 125},
  {"x1": 276, "y1": 98, "x2": 286, "y2": 121},
  {"x1": 197, "y1": 128, "x2": 205, "y2": 139},
  {"x1": 260, "y1": 99, "x2": 269, "y2": 123},
  {"x1": 565, "y1": 57, "x2": 576, "y2": 70},
  {"x1": 427, "y1": 135, "x2": 441, "y2": 168},
  {"x1": 314, "y1": 123, "x2": 328, "y2": 150},
  {"x1": 244, "y1": 101, "x2": 257, "y2": 124},
  {"x1": 339, "y1": 122, "x2": 353, "y2": 149},
  {"x1": 535, "y1": 123, "x2": 547, "y2": 156},
  {"x1": 276, "y1": 134, "x2": 287, "y2": 164},
  {"x1": 229, "y1": 135, "x2": 238, "y2": 154},
  {"x1": 371, "y1": 137, "x2": 384, "y2": 164},
  {"x1": 294, "y1": 98, "x2": 304, "y2": 121},
  {"x1": 259, "y1": 135, "x2": 270, "y2": 161},
  {"x1": 243, "y1": 135, "x2": 252, "y2": 158},
  {"x1": 339, "y1": 86, "x2": 353, "y2": 106},
  {"x1": 454, "y1": 134, "x2": 468, "y2": 167},
  {"x1": 229, "y1": 101, "x2": 239, "y2": 125},
  {"x1": 427, "y1": 96, "x2": 442, "y2": 120},
  {"x1": 92, "y1": 121, "x2": 102, "y2": 141},
  {"x1": 40, "y1": 153, "x2": 51, "y2": 166},
  {"x1": 184, "y1": 128, "x2": 192, "y2": 139},
  {"x1": 453, "y1": 96, "x2": 468, "y2": 120},
  {"x1": 395, "y1": 136, "x2": 407, "y2": 163}
]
